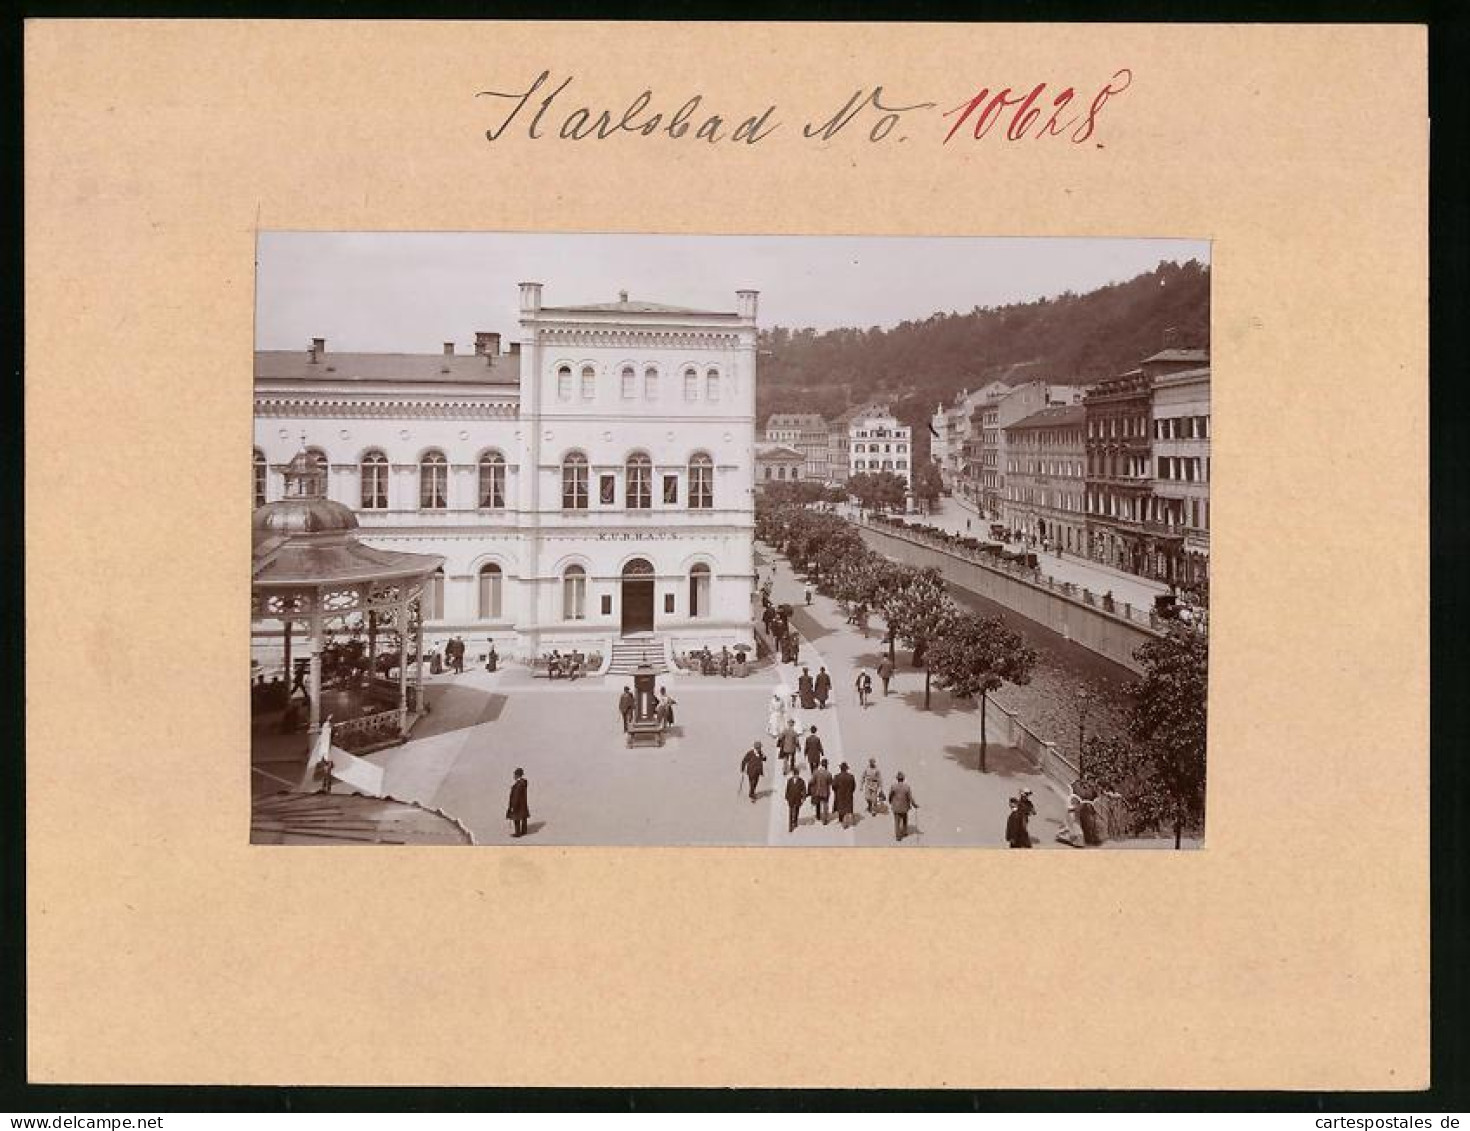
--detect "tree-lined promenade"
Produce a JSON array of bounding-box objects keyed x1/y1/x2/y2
[{"x1": 757, "y1": 498, "x2": 1208, "y2": 846}]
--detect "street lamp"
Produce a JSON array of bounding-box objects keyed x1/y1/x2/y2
[{"x1": 1076, "y1": 687, "x2": 1090, "y2": 778}]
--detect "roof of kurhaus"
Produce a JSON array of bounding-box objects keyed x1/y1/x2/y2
[
  {"x1": 255, "y1": 351, "x2": 521, "y2": 386},
  {"x1": 545, "y1": 299, "x2": 736, "y2": 316}
]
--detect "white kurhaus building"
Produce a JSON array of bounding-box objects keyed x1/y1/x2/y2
[{"x1": 253, "y1": 283, "x2": 759, "y2": 665}]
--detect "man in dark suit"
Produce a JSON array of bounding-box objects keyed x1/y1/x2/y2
[
  {"x1": 506, "y1": 768, "x2": 530, "y2": 838},
  {"x1": 803, "y1": 726, "x2": 824, "y2": 776},
  {"x1": 740, "y1": 742, "x2": 765, "y2": 802},
  {"x1": 832, "y1": 761, "x2": 857, "y2": 827},
  {"x1": 778, "y1": 720, "x2": 801, "y2": 776},
  {"x1": 810, "y1": 759, "x2": 833, "y2": 824},
  {"x1": 618, "y1": 686, "x2": 635, "y2": 732},
  {"x1": 814, "y1": 667, "x2": 832, "y2": 709},
  {"x1": 785, "y1": 769, "x2": 807, "y2": 833},
  {"x1": 798, "y1": 667, "x2": 815, "y2": 709}
]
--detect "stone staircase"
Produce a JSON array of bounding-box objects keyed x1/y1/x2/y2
[{"x1": 607, "y1": 635, "x2": 668, "y2": 676}]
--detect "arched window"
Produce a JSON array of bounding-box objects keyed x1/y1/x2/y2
[
  {"x1": 253, "y1": 449, "x2": 267, "y2": 508},
  {"x1": 424, "y1": 568, "x2": 444, "y2": 621},
  {"x1": 705, "y1": 367, "x2": 720, "y2": 402},
  {"x1": 557, "y1": 364, "x2": 573, "y2": 401},
  {"x1": 478, "y1": 450, "x2": 505, "y2": 509},
  {"x1": 360, "y1": 450, "x2": 388, "y2": 510},
  {"x1": 580, "y1": 364, "x2": 596, "y2": 400},
  {"x1": 625, "y1": 452, "x2": 652, "y2": 510},
  {"x1": 419, "y1": 450, "x2": 448, "y2": 509},
  {"x1": 478, "y1": 563, "x2": 503, "y2": 619},
  {"x1": 683, "y1": 366, "x2": 698, "y2": 401},
  {"x1": 688, "y1": 562, "x2": 711, "y2": 619},
  {"x1": 688, "y1": 452, "x2": 713, "y2": 509},
  {"x1": 644, "y1": 365, "x2": 659, "y2": 399},
  {"x1": 562, "y1": 451, "x2": 589, "y2": 510},
  {"x1": 620, "y1": 365, "x2": 636, "y2": 399},
  {"x1": 563, "y1": 565, "x2": 587, "y2": 620}
]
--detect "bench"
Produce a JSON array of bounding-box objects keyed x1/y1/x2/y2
[{"x1": 532, "y1": 652, "x2": 590, "y2": 679}]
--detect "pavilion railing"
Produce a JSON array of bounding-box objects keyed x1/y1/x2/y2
[{"x1": 333, "y1": 707, "x2": 408, "y2": 752}]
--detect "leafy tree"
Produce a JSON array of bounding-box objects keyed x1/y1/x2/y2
[
  {"x1": 1126, "y1": 623, "x2": 1208, "y2": 848},
  {"x1": 879, "y1": 566, "x2": 955, "y2": 708},
  {"x1": 914, "y1": 459, "x2": 944, "y2": 512},
  {"x1": 1072, "y1": 624, "x2": 1207, "y2": 848},
  {"x1": 847, "y1": 471, "x2": 907, "y2": 514},
  {"x1": 927, "y1": 612, "x2": 1038, "y2": 772}
]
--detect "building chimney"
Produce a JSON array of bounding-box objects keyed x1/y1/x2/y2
[
  {"x1": 443, "y1": 342, "x2": 455, "y2": 356},
  {"x1": 618, "y1": 289, "x2": 629, "y2": 303},
  {"x1": 308, "y1": 337, "x2": 325, "y2": 363},
  {"x1": 1161, "y1": 326, "x2": 1179, "y2": 350},
  {"x1": 508, "y1": 342, "x2": 520, "y2": 356},
  {"x1": 736, "y1": 289, "x2": 759, "y2": 322},
  {"x1": 519, "y1": 281, "x2": 543, "y2": 316},
  {"x1": 474, "y1": 331, "x2": 502, "y2": 358}
]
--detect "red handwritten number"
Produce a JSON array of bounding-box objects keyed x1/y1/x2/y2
[
  {"x1": 1006, "y1": 83, "x2": 1048, "y2": 141},
  {"x1": 1072, "y1": 68, "x2": 1133, "y2": 144},
  {"x1": 1041, "y1": 89, "x2": 1076, "y2": 137},
  {"x1": 941, "y1": 71, "x2": 1131, "y2": 145}
]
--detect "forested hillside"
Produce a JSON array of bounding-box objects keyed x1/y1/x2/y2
[{"x1": 756, "y1": 258, "x2": 1210, "y2": 463}]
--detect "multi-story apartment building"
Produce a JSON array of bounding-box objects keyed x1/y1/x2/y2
[
  {"x1": 847, "y1": 405, "x2": 913, "y2": 494},
  {"x1": 932, "y1": 381, "x2": 1008, "y2": 493},
  {"x1": 1083, "y1": 369, "x2": 1154, "y2": 574},
  {"x1": 1084, "y1": 347, "x2": 1210, "y2": 582},
  {"x1": 764, "y1": 412, "x2": 830, "y2": 481},
  {"x1": 1147, "y1": 353, "x2": 1211, "y2": 585},
  {"x1": 826, "y1": 402, "x2": 884, "y2": 484},
  {"x1": 1001, "y1": 405, "x2": 1088, "y2": 552},
  {"x1": 980, "y1": 381, "x2": 1087, "y2": 521}
]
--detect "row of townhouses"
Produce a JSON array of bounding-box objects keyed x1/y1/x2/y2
[{"x1": 930, "y1": 343, "x2": 1211, "y2": 586}]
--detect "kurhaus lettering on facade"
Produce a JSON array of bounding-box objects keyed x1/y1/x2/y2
[{"x1": 252, "y1": 285, "x2": 760, "y2": 663}]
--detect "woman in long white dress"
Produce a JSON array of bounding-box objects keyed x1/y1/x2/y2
[{"x1": 766, "y1": 691, "x2": 786, "y2": 739}]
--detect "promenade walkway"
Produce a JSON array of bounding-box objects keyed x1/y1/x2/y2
[{"x1": 851, "y1": 497, "x2": 1170, "y2": 612}]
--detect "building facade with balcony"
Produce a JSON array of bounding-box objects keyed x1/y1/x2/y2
[
  {"x1": 1083, "y1": 347, "x2": 1211, "y2": 583},
  {"x1": 253, "y1": 285, "x2": 760, "y2": 663},
  {"x1": 1083, "y1": 370, "x2": 1154, "y2": 574},
  {"x1": 847, "y1": 406, "x2": 913, "y2": 493},
  {"x1": 1001, "y1": 405, "x2": 1087, "y2": 553},
  {"x1": 1146, "y1": 355, "x2": 1211, "y2": 585}
]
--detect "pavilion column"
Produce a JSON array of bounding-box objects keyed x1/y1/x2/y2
[
  {"x1": 306, "y1": 613, "x2": 324, "y2": 743},
  {"x1": 397, "y1": 598, "x2": 410, "y2": 734},
  {"x1": 415, "y1": 605, "x2": 426, "y2": 716},
  {"x1": 282, "y1": 619, "x2": 292, "y2": 693},
  {"x1": 366, "y1": 609, "x2": 378, "y2": 690}
]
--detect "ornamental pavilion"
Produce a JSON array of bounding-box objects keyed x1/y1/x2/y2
[{"x1": 252, "y1": 445, "x2": 445, "y2": 752}]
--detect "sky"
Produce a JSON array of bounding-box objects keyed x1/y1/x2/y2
[{"x1": 255, "y1": 233, "x2": 1211, "y2": 352}]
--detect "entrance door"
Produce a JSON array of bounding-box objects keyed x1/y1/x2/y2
[{"x1": 621, "y1": 559, "x2": 656, "y2": 635}]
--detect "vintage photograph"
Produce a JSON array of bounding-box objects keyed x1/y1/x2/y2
[{"x1": 250, "y1": 233, "x2": 1210, "y2": 848}]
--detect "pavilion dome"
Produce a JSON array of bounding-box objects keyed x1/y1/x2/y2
[
  {"x1": 252, "y1": 440, "x2": 360, "y2": 540},
  {"x1": 252, "y1": 497, "x2": 360, "y2": 538}
]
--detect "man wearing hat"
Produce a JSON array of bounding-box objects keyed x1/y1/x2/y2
[{"x1": 740, "y1": 741, "x2": 766, "y2": 803}]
